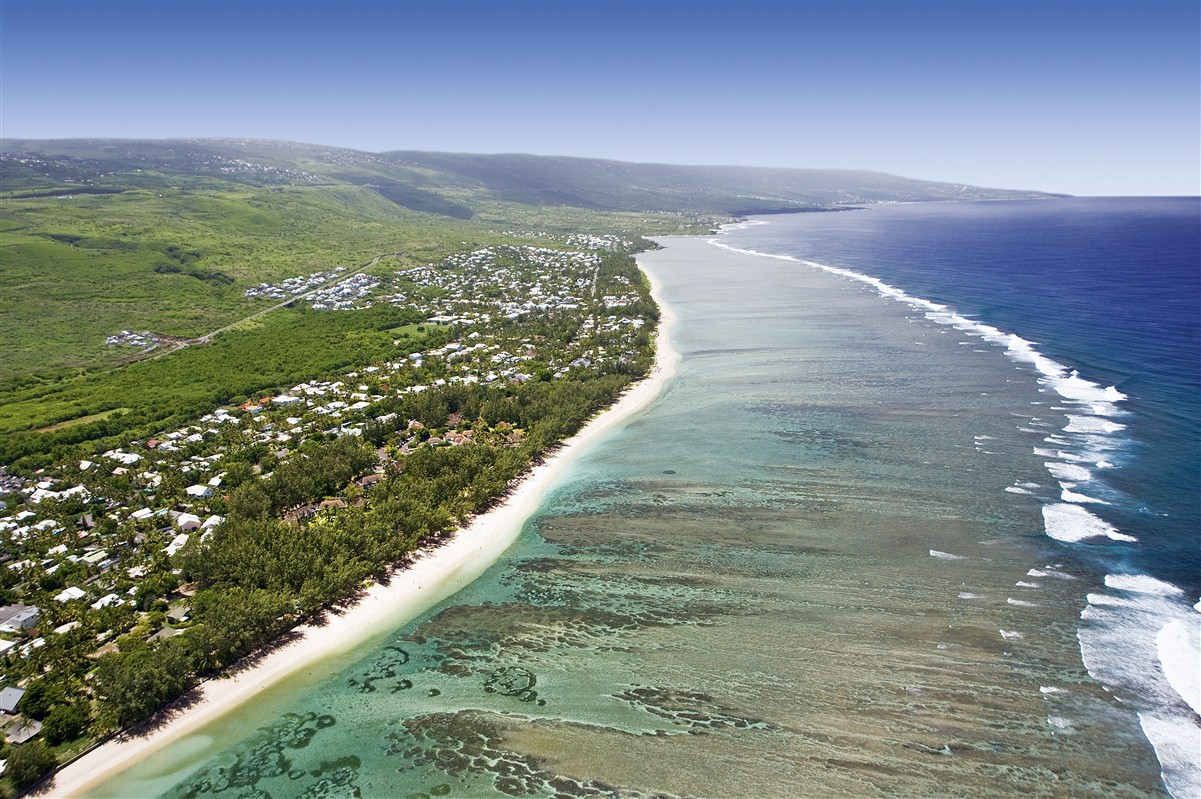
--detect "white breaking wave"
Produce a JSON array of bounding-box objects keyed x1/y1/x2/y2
[
  {"x1": 1105, "y1": 574, "x2": 1185, "y2": 596},
  {"x1": 929, "y1": 549, "x2": 967, "y2": 560},
  {"x1": 1139, "y1": 713, "x2": 1201, "y2": 799},
  {"x1": 1042, "y1": 503, "x2": 1136, "y2": 543},
  {"x1": 1027, "y1": 567, "x2": 1076, "y2": 580},
  {"x1": 1037, "y1": 447, "x2": 1090, "y2": 462},
  {"x1": 1065, "y1": 414, "x2": 1127, "y2": 434},
  {"x1": 1045, "y1": 461, "x2": 1092, "y2": 482},
  {"x1": 1081, "y1": 578, "x2": 1201, "y2": 798},
  {"x1": 1060, "y1": 485, "x2": 1110, "y2": 505},
  {"x1": 1157, "y1": 620, "x2": 1201, "y2": 717}
]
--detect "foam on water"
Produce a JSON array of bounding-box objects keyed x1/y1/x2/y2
[
  {"x1": 1027, "y1": 568, "x2": 1073, "y2": 582},
  {"x1": 1156, "y1": 620, "x2": 1201, "y2": 717},
  {"x1": 1138, "y1": 714, "x2": 1201, "y2": 799},
  {"x1": 1042, "y1": 503, "x2": 1137, "y2": 543},
  {"x1": 1045, "y1": 462, "x2": 1092, "y2": 482},
  {"x1": 1035, "y1": 447, "x2": 1087, "y2": 462},
  {"x1": 1081, "y1": 577, "x2": 1201, "y2": 798},
  {"x1": 1065, "y1": 415, "x2": 1127, "y2": 435},
  {"x1": 1105, "y1": 574, "x2": 1185, "y2": 596},
  {"x1": 1060, "y1": 485, "x2": 1110, "y2": 505},
  {"x1": 929, "y1": 549, "x2": 967, "y2": 560}
]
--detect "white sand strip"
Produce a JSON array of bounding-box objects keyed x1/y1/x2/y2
[{"x1": 51, "y1": 264, "x2": 678, "y2": 798}]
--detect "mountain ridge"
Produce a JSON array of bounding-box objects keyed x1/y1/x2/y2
[{"x1": 2, "y1": 137, "x2": 1065, "y2": 217}]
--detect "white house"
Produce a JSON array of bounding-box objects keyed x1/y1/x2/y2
[
  {"x1": 80, "y1": 549, "x2": 108, "y2": 566},
  {"x1": 175, "y1": 513, "x2": 201, "y2": 531},
  {"x1": 90, "y1": 593, "x2": 121, "y2": 610},
  {"x1": 104, "y1": 450, "x2": 142, "y2": 465},
  {"x1": 185, "y1": 484, "x2": 213, "y2": 498},
  {"x1": 54, "y1": 586, "x2": 86, "y2": 603},
  {"x1": 165, "y1": 533, "x2": 190, "y2": 556}
]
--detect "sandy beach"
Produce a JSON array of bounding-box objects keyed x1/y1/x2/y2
[{"x1": 50, "y1": 263, "x2": 678, "y2": 799}]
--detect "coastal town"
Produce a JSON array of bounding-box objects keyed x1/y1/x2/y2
[{"x1": 0, "y1": 234, "x2": 657, "y2": 783}]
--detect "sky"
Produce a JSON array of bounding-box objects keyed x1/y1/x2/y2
[{"x1": 2, "y1": 0, "x2": 1198, "y2": 195}]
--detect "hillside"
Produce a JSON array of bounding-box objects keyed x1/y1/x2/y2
[
  {"x1": 2, "y1": 138, "x2": 1059, "y2": 217},
  {"x1": 382, "y1": 150, "x2": 1059, "y2": 213}
]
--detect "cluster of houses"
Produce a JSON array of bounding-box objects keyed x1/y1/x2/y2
[
  {"x1": 307, "y1": 272, "x2": 380, "y2": 310},
  {"x1": 386, "y1": 245, "x2": 607, "y2": 325},
  {"x1": 244, "y1": 266, "x2": 347, "y2": 300},
  {"x1": 491, "y1": 230, "x2": 635, "y2": 252},
  {"x1": 104, "y1": 329, "x2": 159, "y2": 350},
  {"x1": 0, "y1": 232, "x2": 655, "y2": 749},
  {"x1": 209, "y1": 156, "x2": 320, "y2": 185},
  {"x1": 563, "y1": 233, "x2": 635, "y2": 251},
  {"x1": 244, "y1": 268, "x2": 381, "y2": 312}
]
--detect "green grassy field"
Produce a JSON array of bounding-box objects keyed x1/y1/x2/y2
[
  {"x1": 0, "y1": 303, "x2": 448, "y2": 467},
  {"x1": 0, "y1": 184, "x2": 707, "y2": 383},
  {"x1": 0, "y1": 182, "x2": 482, "y2": 380},
  {"x1": 0, "y1": 140, "x2": 726, "y2": 468}
]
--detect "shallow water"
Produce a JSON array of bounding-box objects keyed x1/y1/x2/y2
[{"x1": 91, "y1": 213, "x2": 1186, "y2": 798}]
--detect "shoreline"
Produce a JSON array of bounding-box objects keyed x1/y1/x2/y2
[{"x1": 50, "y1": 260, "x2": 679, "y2": 799}]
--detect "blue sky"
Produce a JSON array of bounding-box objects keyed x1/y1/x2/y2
[{"x1": 3, "y1": 0, "x2": 1198, "y2": 195}]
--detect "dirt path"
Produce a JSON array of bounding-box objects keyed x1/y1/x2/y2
[{"x1": 143, "y1": 251, "x2": 397, "y2": 362}]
